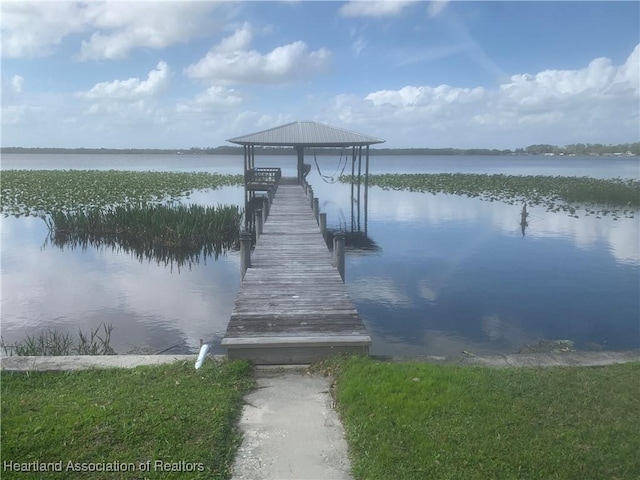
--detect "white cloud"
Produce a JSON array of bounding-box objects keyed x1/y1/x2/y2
[
  {"x1": 1, "y1": 2, "x2": 221, "y2": 60},
  {"x1": 1, "y1": 2, "x2": 89, "y2": 58},
  {"x1": 1, "y1": 104, "x2": 44, "y2": 126},
  {"x1": 215, "y1": 23, "x2": 253, "y2": 53},
  {"x1": 611, "y1": 43, "x2": 640, "y2": 93},
  {"x1": 11, "y1": 75, "x2": 24, "y2": 93},
  {"x1": 339, "y1": 0, "x2": 416, "y2": 18},
  {"x1": 351, "y1": 36, "x2": 367, "y2": 56},
  {"x1": 184, "y1": 24, "x2": 330, "y2": 85},
  {"x1": 331, "y1": 44, "x2": 640, "y2": 148},
  {"x1": 428, "y1": 0, "x2": 450, "y2": 18},
  {"x1": 78, "y1": 3, "x2": 219, "y2": 61},
  {"x1": 74, "y1": 62, "x2": 171, "y2": 129},
  {"x1": 176, "y1": 86, "x2": 243, "y2": 114},
  {"x1": 78, "y1": 62, "x2": 170, "y2": 101},
  {"x1": 235, "y1": 111, "x2": 295, "y2": 132},
  {"x1": 501, "y1": 57, "x2": 623, "y2": 107},
  {"x1": 366, "y1": 84, "x2": 486, "y2": 108}
]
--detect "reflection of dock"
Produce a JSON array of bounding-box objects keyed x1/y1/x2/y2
[{"x1": 222, "y1": 179, "x2": 371, "y2": 364}]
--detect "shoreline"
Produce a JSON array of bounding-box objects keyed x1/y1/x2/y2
[{"x1": 1, "y1": 350, "x2": 638, "y2": 372}]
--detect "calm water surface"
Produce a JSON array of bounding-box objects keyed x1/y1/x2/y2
[{"x1": 1, "y1": 154, "x2": 639, "y2": 357}]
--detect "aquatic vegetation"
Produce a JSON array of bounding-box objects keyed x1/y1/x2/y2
[
  {"x1": 0, "y1": 169, "x2": 244, "y2": 217},
  {"x1": 342, "y1": 173, "x2": 640, "y2": 218},
  {"x1": 0, "y1": 170, "x2": 245, "y2": 267},
  {"x1": 45, "y1": 203, "x2": 244, "y2": 268},
  {"x1": 1, "y1": 323, "x2": 115, "y2": 356}
]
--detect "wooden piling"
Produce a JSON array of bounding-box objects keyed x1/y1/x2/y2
[
  {"x1": 255, "y1": 209, "x2": 263, "y2": 240},
  {"x1": 313, "y1": 197, "x2": 319, "y2": 224},
  {"x1": 319, "y1": 213, "x2": 327, "y2": 241},
  {"x1": 334, "y1": 231, "x2": 345, "y2": 282},
  {"x1": 240, "y1": 230, "x2": 252, "y2": 279}
]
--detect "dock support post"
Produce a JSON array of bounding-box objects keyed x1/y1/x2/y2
[
  {"x1": 240, "y1": 230, "x2": 252, "y2": 279},
  {"x1": 255, "y1": 209, "x2": 263, "y2": 241},
  {"x1": 262, "y1": 196, "x2": 269, "y2": 220},
  {"x1": 319, "y1": 213, "x2": 327, "y2": 241},
  {"x1": 313, "y1": 198, "x2": 319, "y2": 224},
  {"x1": 334, "y1": 232, "x2": 345, "y2": 282},
  {"x1": 309, "y1": 188, "x2": 314, "y2": 209}
]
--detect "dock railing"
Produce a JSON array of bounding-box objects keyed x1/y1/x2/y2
[{"x1": 247, "y1": 167, "x2": 281, "y2": 185}]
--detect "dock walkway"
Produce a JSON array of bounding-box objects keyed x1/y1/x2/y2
[{"x1": 222, "y1": 180, "x2": 370, "y2": 364}]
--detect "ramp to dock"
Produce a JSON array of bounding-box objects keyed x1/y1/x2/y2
[{"x1": 222, "y1": 181, "x2": 370, "y2": 365}]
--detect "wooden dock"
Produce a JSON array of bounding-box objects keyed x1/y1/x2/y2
[{"x1": 222, "y1": 179, "x2": 371, "y2": 364}]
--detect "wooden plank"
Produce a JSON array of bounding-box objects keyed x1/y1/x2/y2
[
  {"x1": 226, "y1": 345, "x2": 369, "y2": 365},
  {"x1": 222, "y1": 335, "x2": 372, "y2": 346}
]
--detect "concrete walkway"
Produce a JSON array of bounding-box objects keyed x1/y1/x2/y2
[{"x1": 231, "y1": 369, "x2": 353, "y2": 480}]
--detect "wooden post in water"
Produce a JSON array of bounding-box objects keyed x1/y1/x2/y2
[
  {"x1": 296, "y1": 146, "x2": 304, "y2": 184},
  {"x1": 319, "y1": 213, "x2": 327, "y2": 241},
  {"x1": 313, "y1": 198, "x2": 319, "y2": 224},
  {"x1": 262, "y1": 196, "x2": 269, "y2": 220},
  {"x1": 334, "y1": 232, "x2": 345, "y2": 282},
  {"x1": 308, "y1": 187, "x2": 314, "y2": 208},
  {"x1": 255, "y1": 208, "x2": 263, "y2": 241},
  {"x1": 240, "y1": 230, "x2": 252, "y2": 279}
]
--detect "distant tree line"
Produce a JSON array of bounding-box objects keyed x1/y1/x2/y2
[
  {"x1": 514, "y1": 143, "x2": 640, "y2": 156},
  {"x1": 0, "y1": 147, "x2": 183, "y2": 155},
  {"x1": 2, "y1": 142, "x2": 638, "y2": 156}
]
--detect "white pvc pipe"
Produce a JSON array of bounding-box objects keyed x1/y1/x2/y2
[{"x1": 195, "y1": 344, "x2": 210, "y2": 370}]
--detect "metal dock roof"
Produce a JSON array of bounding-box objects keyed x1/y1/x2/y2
[{"x1": 227, "y1": 121, "x2": 385, "y2": 147}]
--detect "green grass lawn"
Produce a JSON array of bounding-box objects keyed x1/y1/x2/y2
[
  {"x1": 1, "y1": 360, "x2": 253, "y2": 480},
  {"x1": 325, "y1": 356, "x2": 640, "y2": 480}
]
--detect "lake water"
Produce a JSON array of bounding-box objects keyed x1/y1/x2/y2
[{"x1": 1, "y1": 154, "x2": 639, "y2": 357}]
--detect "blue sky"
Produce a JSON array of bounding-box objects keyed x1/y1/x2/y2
[{"x1": 2, "y1": 1, "x2": 639, "y2": 149}]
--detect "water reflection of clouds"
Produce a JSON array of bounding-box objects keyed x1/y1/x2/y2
[
  {"x1": 417, "y1": 279, "x2": 439, "y2": 302},
  {"x1": 344, "y1": 186, "x2": 638, "y2": 356},
  {"x1": 1, "y1": 186, "x2": 244, "y2": 352},
  {"x1": 353, "y1": 271, "x2": 543, "y2": 358},
  {"x1": 365, "y1": 187, "x2": 639, "y2": 265},
  {"x1": 1, "y1": 216, "x2": 240, "y2": 353},
  {"x1": 177, "y1": 186, "x2": 244, "y2": 207},
  {"x1": 349, "y1": 276, "x2": 412, "y2": 307},
  {"x1": 367, "y1": 323, "x2": 540, "y2": 358},
  {"x1": 481, "y1": 313, "x2": 533, "y2": 349},
  {"x1": 100, "y1": 252, "x2": 239, "y2": 352}
]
